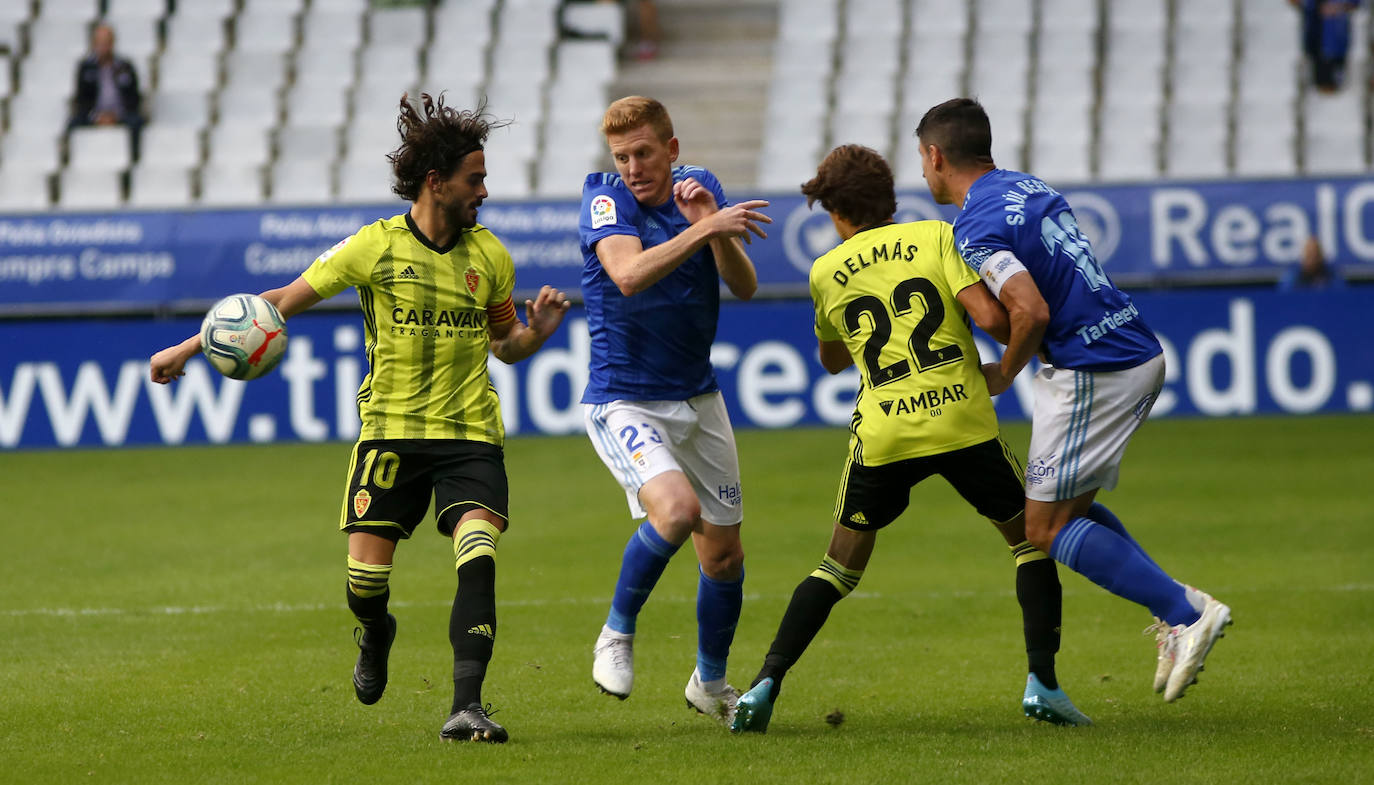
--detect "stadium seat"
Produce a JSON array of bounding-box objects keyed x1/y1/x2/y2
[
  {"x1": 206, "y1": 125, "x2": 272, "y2": 168},
  {"x1": 909, "y1": 0, "x2": 969, "y2": 35},
  {"x1": 138, "y1": 126, "x2": 202, "y2": 169},
  {"x1": 234, "y1": 10, "x2": 299, "y2": 54},
  {"x1": 127, "y1": 163, "x2": 193, "y2": 208},
  {"x1": 269, "y1": 159, "x2": 334, "y2": 205},
  {"x1": 105, "y1": 0, "x2": 168, "y2": 19},
  {"x1": 300, "y1": 10, "x2": 365, "y2": 52},
  {"x1": 17, "y1": 53, "x2": 74, "y2": 101},
  {"x1": 482, "y1": 120, "x2": 539, "y2": 165},
  {"x1": 312, "y1": 0, "x2": 370, "y2": 14},
  {"x1": 148, "y1": 89, "x2": 212, "y2": 130},
  {"x1": 103, "y1": 15, "x2": 161, "y2": 63},
  {"x1": 1039, "y1": 0, "x2": 1099, "y2": 29},
  {"x1": 355, "y1": 45, "x2": 422, "y2": 97},
  {"x1": 163, "y1": 12, "x2": 229, "y2": 55},
  {"x1": 275, "y1": 125, "x2": 341, "y2": 165},
  {"x1": 36, "y1": 0, "x2": 101, "y2": 21},
  {"x1": 223, "y1": 51, "x2": 289, "y2": 94},
  {"x1": 561, "y1": 2, "x2": 626, "y2": 46},
  {"x1": 482, "y1": 159, "x2": 532, "y2": 200},
  {"x1": 0, "y1": 56, "x2": 11, "y2": 101},
  {"x1": 368, "y1": 6, "x2": 430, "y2": 49},
  {"x1": 216, "y1": 87, "x2": 282, "y2": 129},
  {"x1": 976, "y1": 0, "x2": 1033, "y2": 32},
  {"x1": 1, "y1": 124, "x2": 64, "y2": 172},
  {"x1": 198, "y1": 164, "x2": 264, "y2": 206},
  {"x1": 1105, "y1": 0, "x2": 1165, "y2": 32},
  {"x1": 67, "y1": 126, "x2": 133, "y2": 174},
  {"x1": 57, "y1": 168, "x2": 124, "y2": 211},
  {"x1": 283, "y1": 84, "x2": 350, "y2": 130},
  {"x1": 829, "y1": 111, "x2": 894, "y2": 158},
  {"x1": 426, "y1": 44, "x2": 489, "y2": 91},
  {"x1": 242, "y1": 0, "x2": 305, "y2": 15},
  {"x1": 432, "y1": 2, "x2": 496, "y2": 48},
  {"x1": 336, "y1": 157, "x2": 397, "y2": 204},
  {"x1": 533, "y1": 148, "x2": 603, "y2": 198},
  {"x1": 553, "y1": 40, "x2": 617, "y2": 87},
  {"x1": 292, "y1": 50, "x2": 358, "y2": 93},
  {"x1": 0, "y1": 167, "x2": 51, "y2": 211}
]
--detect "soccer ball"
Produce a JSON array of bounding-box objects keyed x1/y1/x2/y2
[{"x1": 199, "y1": 293, "x2": 288, "y2": 380}]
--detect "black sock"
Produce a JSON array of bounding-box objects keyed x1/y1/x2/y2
[
  {"x1": 346, "y1": 585, "x2": 390, "y2": 631},
  {"x1": 1016, "y1": 557, "x2": 1062, "y2": 689},
  {"x1": 754, "y1": 576, "x2": 844, "y2": 701},
  {"x1": 450, "y1": 555, "x2": 496, "y2": 713}
]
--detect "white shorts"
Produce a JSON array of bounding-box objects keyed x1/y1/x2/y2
[
  {"x1": 1025, "y1": 353, "x2": 1165, "y2": 502},
  {"x1": 583, "y1": 392, "x2": 744, "y2": 525}
]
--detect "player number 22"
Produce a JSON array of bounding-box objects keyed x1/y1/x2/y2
[{"x1": 844, "y1": 276, "x2": 964, "y2": 388}]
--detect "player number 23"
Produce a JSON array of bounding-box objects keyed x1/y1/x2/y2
[
  {"x1": 844, "y1": 276, "x2": 964, "y2": 388},
  {"x1": 619, "y1": 423, "x2": 663, "y2": 453}
]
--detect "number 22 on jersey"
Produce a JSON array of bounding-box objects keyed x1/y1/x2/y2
[{"x1": 844, "y1": 276, "x2": 964, "y2": 389}]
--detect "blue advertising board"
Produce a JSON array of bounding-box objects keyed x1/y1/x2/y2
[
  {"x1": 0, "y1": 288, "x2": 1367, "y2": 449},
  {"x1": 3, "y1": 175, "x2": 1374, "y2": 315}
]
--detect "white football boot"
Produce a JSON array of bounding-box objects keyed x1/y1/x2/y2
[
  {"x1": 684, "y1": 668, "x2": 739, "y2": 727},
  {"x1": 1164, "y1": 595, "x2": 1233, "y2": 702},
  {"x1": 1145, "y1": 617, "x2": 1176, "y2": 693},
  {"x1": 592, "y1": 624, "x2": 634, "y2": 699}
]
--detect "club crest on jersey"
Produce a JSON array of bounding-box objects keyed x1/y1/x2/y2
[
  {"x1": 464, "y1": 266, "x2": 480, "y2": 293},
  {"x1": 590, "y1": 194, "x2": 616, "y2": 229},
  {"x1": 353, "y1": 488, "x2": 372, "y2": 518}
]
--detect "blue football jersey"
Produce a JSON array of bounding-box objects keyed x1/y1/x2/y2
[
  {"x1": 954, "y1": 169, "x2": 1161, "y2": 371},
  {"x1": 578, "y1": 165, "x2": 729, "y2": 403}
]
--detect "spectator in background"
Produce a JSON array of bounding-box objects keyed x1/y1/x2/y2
[
  {"x1": 68, "y1": 24, "x2": 143, "y2": 155},
  {"x1": 562, "y1": 0, "x2": 662, "y2": 61},
  {"x1": 1291, "y1": 0, "x2": 1361, "y2": 93},
  {"x1": 1280, "y1": 236, "x2": 1346, "y2": 290}
]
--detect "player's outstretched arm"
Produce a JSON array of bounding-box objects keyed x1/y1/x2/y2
[
  {"x1": 597, "y1": 193, "x2": 770, "y2": 297},
  {"x1": 983, "y1": 271, "x2": 1049, "y2": 395},
  {"x1": 149, "y1": 277, "x2": 324, "y2": 384},
  {"x1": 488, "y1": 285, "x2": 571, "y2": 364},
  {"x1": 674, "y1": 178, "x2": 763, "y2": 300}
]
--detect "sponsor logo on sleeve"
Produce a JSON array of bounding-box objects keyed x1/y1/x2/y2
[{"x1": 590, "y1": 195, "x2": 617, "y2": 229}]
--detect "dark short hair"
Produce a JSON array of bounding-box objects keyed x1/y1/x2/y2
[
  {"x1": 387, "y1": 93, "x2": 501, "y2": 201},
  {"x1": 800, "y1": 144, "x2": 897, "y2": 227},
  {"x1": 914, "y1": 97, "x2": 995, "y2": 168}
]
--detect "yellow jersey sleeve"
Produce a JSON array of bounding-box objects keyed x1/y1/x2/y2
[
  {"x1": 301, "y1": 221, "x2": 387, "y2": 298},
  {"x1": 478, "y1": 231, "x2": 516, "y2": 308},
  {"x1": 936, "y1": 221, "x2": 981, "y2": 302}
]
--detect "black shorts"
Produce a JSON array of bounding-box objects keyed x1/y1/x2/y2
[
  {"x1": 833, "y1": 437, "x2": 1025, "y2": 532},
  {"x1": 338, "y1": 439, "x2": 509, "y2": 541}
]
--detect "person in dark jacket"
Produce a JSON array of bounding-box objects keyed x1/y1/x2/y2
[{"x1": 68, "y1": 24, "x2": 143, "y2": 156}]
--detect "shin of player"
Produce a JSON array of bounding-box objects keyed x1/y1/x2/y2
[
  {"x1": 577, "y1": 96, "x2": 770, "y2": 725},
  {"x1": 916, "y1": 98, "x2": 1231, "y2": 704}
]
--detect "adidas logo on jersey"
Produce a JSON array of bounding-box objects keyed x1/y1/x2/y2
[
  {"x1": 467, "y1": 624, "x2": 495, "y2": 640},
  {"x1": 397, "y1": 265, "x2": 420, "y2": 280},
  {"x1": 848, "y1": 511, "x2": 868, "y2": 526}
]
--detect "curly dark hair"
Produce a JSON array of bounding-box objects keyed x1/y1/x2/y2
[
  {"x1": 800, "y1": 144, "x2": 897, "y2": 228},
  {"x1": 387, "y1": 93, "x2": 503, "y2": 201}
]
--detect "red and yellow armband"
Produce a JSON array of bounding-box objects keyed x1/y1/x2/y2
[{"x1": 486, "y1": 296, "x2": 517, "y2": 326}]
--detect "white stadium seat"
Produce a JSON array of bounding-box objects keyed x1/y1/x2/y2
[
  {"x1": 67, "y1": 126, "x2": 133, "y2": 174},
  {"x1": 58, "y1": 168, "x2": 124, "y2": 211},
  {"x1": 199, "y1": 164, "x2": 265, "y2": 206},
  {"x1": 128, "y1": 163, "x2": 194, "y2": 208}
]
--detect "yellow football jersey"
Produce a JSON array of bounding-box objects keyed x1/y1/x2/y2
[
  {"x1": 810, "y1": 220, "x2": 1000, "y2": 465},
  {"x1": 302, "y1": 213, "x2": 515, "y2": 444}
]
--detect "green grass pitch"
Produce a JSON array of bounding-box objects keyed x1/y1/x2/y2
[{"x1": 4, "y1": 416, "x2": 1372, "y2": 784}]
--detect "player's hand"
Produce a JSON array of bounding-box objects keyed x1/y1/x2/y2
[
  {"x1": 673, "y1": 177, "x2": 718, "y2": 223},
  {"x1": 525, "y1": 285, "x2": 571, "y2": 338},
  {"x1": 704, "y1": 199, "x2": 772, "y2": 245},
  {"x1": 150, "y1": 339, "x2": 199, "y2": 384},
  {"x1": 981, "y1": 362, "x2": 1014, "y2": 396}
]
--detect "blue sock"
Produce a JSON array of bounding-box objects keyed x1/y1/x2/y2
[
  {"x1": 696, "y1": 567, "x2": 744, "y2": 683},
  {"x1": 1051, "y1": 517, "x2": 1199, "y2": 626},
  {"x1": 1085, "y1": 502, "x2": 1163, "y2": 573},
  {"x1": 606, "y1": 521, "x2": 680, "y2": 634}
]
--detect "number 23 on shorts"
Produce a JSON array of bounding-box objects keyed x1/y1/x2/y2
[{"x1": 619, "y1": 423, "x2": 663, "y2": 454}]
